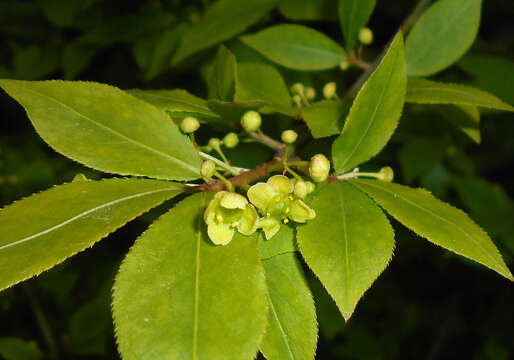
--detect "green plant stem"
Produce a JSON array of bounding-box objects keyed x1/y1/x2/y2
[
  {"x1": 287, "y1": 160, "x2": 310, "y2": 167},
  {"x1": 199, "y1": 151, "x2": 241, "y2": 176},
  {"x1": 213, "y1": 170, "x2": 234, "y2": 192},
  {"x1": 337, "y1": 171, "x2": 380, "y2": 181},
  {"x1": 249, "y1": 131, "x2": 286, "y2": 152},
  {"x1": 346, "y1": 54, "x2": 372, "y2": 70}
]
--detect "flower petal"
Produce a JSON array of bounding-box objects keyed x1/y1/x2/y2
[
  {"x1": 207, "y1": 221, "x2": 234, "y2": 245},
  {"x1": 258, "y1": 217, "x2": 281, "y2": 240},
  {"x1": 247, "y1": 182, "x2": 275, "y2": 212},
  {"x1": 290, "y1": 199, "x2": 316, "y2": 223},
  {"x1": 238, "y1": 205, "x2": 259, "y2": 236},
  {"x1": 267, "y1": 175, "x2": 294, "y2": 196}
]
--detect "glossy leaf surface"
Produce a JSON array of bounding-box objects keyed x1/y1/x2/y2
[
  {"x1": 0, "y1": 178, "x2": 183, "y2": 291},
  {"x1": 302, "y1": 100, "x2": 345, "y2": 138},
  {"x1": 339, "y1": 0, "x2": 376, "y2": 51},
  {"x1": 0, "y1": 80, "x2": 201, "y2": 180},
  {"x1": 332, "y1": 32, "x2": 406, "y2": 173},
  {"x1": 351, "y1": 179, "x2": 513, "y2": 280},
  {"x1": 258, "y1": 226, "x2": 297, "y2": 260},
  {"x1": 113, "y1": 193, "x2": 268, "y2": 360},
  {"x1": 241, "y1": 24, "x2": 346, "y2": 70},
  {"x1": 260, "y1": 253, "x2": 317, "y2": 360},
  {"x1": 405, "y1": 0, "x2": 482, "y2": 76},
  {"x1": 297, "y1": 182, "x2": 395, "y2": 320}
]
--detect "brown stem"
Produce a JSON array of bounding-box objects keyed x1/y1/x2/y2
[
  {"x1": 249, "y1": 131, "x2": 286, "y2": 152},
  {"x1": 346, "y1": 54, "x2": 372, "y2": 70}
]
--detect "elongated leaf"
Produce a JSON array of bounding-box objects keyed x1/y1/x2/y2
[
  {"x1": 258, "y1": 226, "x2": 297, "y2": 260},
  {"x1": 406, "y1": 78, "x2": 513, "y2": 111},
  {"x1": 436, "y1": 104, "x2": 481, "y2": 143},
  {"x1": 172, "y1": 0, "x2": 277, "y2": 64},
  {"x1": 297, "y1": 182, "x2": 395, "y2": 320},
  {"x1": 211, "y1": 45, "x2": 237, "y2": 101},
  {"x1": 302, "y1": 100, "x2": 346, "y2": 138},
  {"x1": 405, "y1": 0, "x2": 482, "y2": 76},
  {"x1": 0, "y1": 80, "x2": 201, "y2": 180},
  {"x1": 279, "y1": 0, "x2": 337, "y2": 21},
  {"x1": 351, "y1": 179, "x2": 513, "y2": 280},
  {"x1": 339, "y1": 0, "x2": 376, "y2": 52},
  {"x1": 0, "y1": 179, "x2": 183, "y2": 291},
  {"x1": 128, "y1": 89, "x2": 220, "y2": 120},
  {"x1": 241, "y1": 24, "x2": 346, "y2": 71},
  {"x1": 332, "y1": 32, "x2": 406, "y2": 173},
  {"x1": 113, "y1": 193, "x2": 268, "y2": 360},
  {"x1": 0, "y1": 338, "x2": 43, "y2": 360},
  {"x1": 260, "y1": 253, "x2": 317, "y2": 360}
]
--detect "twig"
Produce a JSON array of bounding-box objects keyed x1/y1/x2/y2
[{"x1": 249, "y1": 131, "x2": 286, "y2": 153}]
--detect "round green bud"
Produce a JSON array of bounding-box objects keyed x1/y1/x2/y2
[
  {"x1": 305, "y1": 181, "x2": 315, "y2": 194},
  {"x1": 200, "y1": 160, "x2": 216, "y2": 178},
  {"x1": 358, "y1": 27, "x2": 373, "y2": 45},
  {"x1": 377, "y1": 166, "x2": 394, "y2": 182},
  {"x1": 290, "y1": 82, "x2": 304, "y2": 95},
  {"x1": 309, "y1": 154, "x2": 330, "y2": 183},
  {"x1": 208, "y1": 137, "x2": 222, "y2": 149},
  {"x1": 294, "y1": 180, "x2": 308, "y2": 199},
  {"x1": 292, "y1": 94, "x2": 302, "y2": 107},
  {"x1": 241, "y1": 110, "x2": 262, "y2": 132},
  {"x1": 223, "y1": 132, "x2": 239, "y2": 148},
  {"x1": 281, "y1": 130, "x2": 298, "y2": 144},
  {"x1": 323, "y1": 82, "x2": 337, "y2": 99},
  {"x1": 339, "y1": 59, "x2": 350, "y2": 71},
  {"x1": 180, "y1": 116, "x2": 200, "y2": 133},
  {"x1": 305, "y1": 87, "x2": 316, "y2": 100}
]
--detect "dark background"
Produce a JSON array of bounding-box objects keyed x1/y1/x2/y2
[{"x1": 0, "y1": 0, "x2": 513, "y2": 359}]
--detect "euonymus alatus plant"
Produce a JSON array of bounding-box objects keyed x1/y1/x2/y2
[{"x1": 1, "y1": 0, "x2": 513, "y2": 359}]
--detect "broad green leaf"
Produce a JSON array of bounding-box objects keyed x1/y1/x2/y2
[
  {"x1": 113, "y1": 193, "x2": 268, "y2": 360},
  {"x1": 437, "y1": 104, "x2": 481, "y2": 143},
  {"x1": 405, "y1": 0, "x2": 482, "y2": 76},
  {"x1": 351, "y1": 179, "x2": 513, "y2": 280},
  {"x1": 332, "y1": 32, "x2": 406, "y2": 173},
  {"x1": 406, "y1": 78, "x2": 513, "y2": 111},
  {"x1": 171, "y1": 0, "x2": 277, "y2": 64},
  {"x1": 0, "y1": 338, "x2": 43, "y2": 360},
  {"x1": 258, "y1": 225, "x2": 297, "y2": 260},
  {"x1": 279, "y1": 0, "x2": 337, "y2": 21},
  {"x1": 339, "y1": 0, "x2": 376, "y2": 52},
  {"x1": 0, "y1": 178, "x2": 183, "y2": 291},
  {"x1": 128, "y1": 89, "x2": 220, "y2": 121},
  {"x1": 297, "y1": 182, "x2": 395, "y2": 320},
  {"x1": 0, "y1": 80, "x2": 201, "y2": 180},
  {"x1": 207, "y1": 99, "x2": 265, "y2": 125},
  {"x1": 211, "y1": 45, "x2": 237, "y2": 101},
  {"x1": 234, "y1": 62, "x2": 296, "y2": 115},
  {"x1": 260, "y1": 253, "x2": 317, "y2": 360},
  {"x1": 302, "y1": 100, "x2": 346, "y2": 138},
  {"x1": 241, "y1": 24, "x2": 346, "y2": 71}
]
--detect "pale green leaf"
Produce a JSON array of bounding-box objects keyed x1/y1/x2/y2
[
  {"x1": 405, "y1": 0, "x2": 482, "y2": 76},
  {"x1": 0, "y1": 178, "x2": 183, "y2": 291},
  {"x1": 302, "y1": 100, "x2": 346, "y2": 138},
  {"x1": 113, "y1": 193, "x2": 268, "y2": 360},
  {"x1": 171, "y1": 0, "x2": 277, "y2": 64},
  {"x1": 128, "y1": 89, "x2": 220, "y2": 121},
  {"x1": 351, "y1": 179, "x2": 513, "y2": 280},
  {"x1": 0, "y1": 80, "x2": 201, "y2": 180},
  {"x1": 0, "y1": 338, "x2": 43, "y2": 360},
  {"x1": 258, "y1": 225, "x2": 297, "y2": 260},
  {"x1": 332, "y1": 32, "x2": 406, "y2": 173},
  {"x1": 406, "y1": 78, "x2": 513, "y2": 111},
  {"x1": 339, "y1": 0, "x2": 376, "y2": 51},
  {"x1": 260, "y1": 253, "x2": 317, "y2": 360},
  {"x1": 211, "y1": 45, "x2": 237, "y2": 101},
  {"x1": 241, "y1": 24, "x2": 346, "y2": 71},
  {"x1": 297, "y1": 182, "x2": 395, "y2": 320}
]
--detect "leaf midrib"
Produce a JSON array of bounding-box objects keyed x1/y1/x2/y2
[
  {"x1": 260, "y1": 39, "x2": 344, "y2": 64},
  {"x1": 0, "y1": 186, "x2": 177, "y2": 252},
  {"x1": 336, "y1": 184, "x2": 351, "y2": 307},
  {"x1": 267, "y1": 292, "x2": 295, "y2": 360}
]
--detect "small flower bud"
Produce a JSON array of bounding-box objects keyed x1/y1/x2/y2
[
  {"x1": 294, "y1": 180, "x2": 308, "y2": 199},
  {"x1": 377, "y1": 166, "x2": 394, "y2": 182},
  {"x1": 208, "y1": 137, "x2": 222, "y2": 149},
  {"x1": 305, "y1": 181, "x2": 315, "y2": 194},
  {"x1": 290, "y1": 82, "x2": 304, "y2": 95},
  {"x1": 180, "y1": 116, "x2": 200, "y2": 133},
  {"x1": 358, "y1": 27, "x2": 373, "y2": 45},
  {"x1": 223, "y1": 132, "x2": 239, "y2": 148},
  {"x1": 281, "y1": 130, "x2": 298, "y2": 144},
  {"x1": 305, "y1": 87, "x2": 316, "y2": 100},
  {"x1": 200, "y1": 160, "x2": 215, "y2": 178},
  {"x1": 241, "y1": 110, "x2": 262, "y2": 132},
  {"x1": 292, "y1": 95, "x2": 302, "y2": 107},
  {"x1": 309, "y1": 154, "x2": 330, "y2": 183},
  {"x1": 323, "y1": 82, "x2": 337, "y2": 99},
  {"x1": 339, "y1": 59, "x2": 350, "y2": 71}
]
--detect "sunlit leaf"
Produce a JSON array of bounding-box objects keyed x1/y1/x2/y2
[
  {"x1": 258, "y1": 226, "x2": 297, "y2": 260},
  {"x1": 302, "y1": 100, "x2": 346, "y2": 138}
]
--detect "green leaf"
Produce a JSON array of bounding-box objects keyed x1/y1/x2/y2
[
  {"x1": 332, "y1": 31, "x2": 406, "y2": 173},
  {"x1": 279, "y1": 0, "x2": 337, "y2": 21},
  {"x1": 297, "y1": 182, "x2": 395, "y2": 320},
  {"x1": 398, "y1": 138, "x2": 445, "y2": 183},
  {"x1": 241, "y1": 24, "x2": 346, "y2": 71},
  {"x1": 339, "y1": 0, "x2": 376, "y2": 52},
  {"x1": 0, "y1": 178, "x2": 182, "y2": 291},
  {"x1": 211, "y1": 45, "x2": 237, "y2": 101},
  {"x1": 260, "y1": 253, "x2": 317, "y2": 360},
  {"x1": 258, "y1": 225, "x2": 297, "y2": 260},
  {"x1": 0, "y1": 338, "x2": 43, "y2": 360},
  {"x1": 207, "y1": 99, "x2": 265, "y2": 125},
  {"x1": 406, "y1": 78, "x2": 514, "y2": 111},
  {"x1": 405, "y1": 0, "x2": 482, "y2": 76},
  {"x1": 0, "y1": 80, "x2": 201, "y2": 180},
  {"x1": 172, "y1": 0, "x2": 277, "y2": 65},
  {"x1": 302, "y1": 100, "x2": 346, "y2": 138},
  {"x1": 113, "y1": 193, "x2": 268, "y2": 360},
  {"x1": 128, "y1": 89, "x2": 220, "y2": 121},
  {"x1": 351, "y1": 179, "x2": 513, "y2": 280},
  {"x1": 138, "y1": 28, "x2": 182, "y2": 81},
  {"x1": 436, "y1": 104, "x2": 481, "y2": 143}
]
